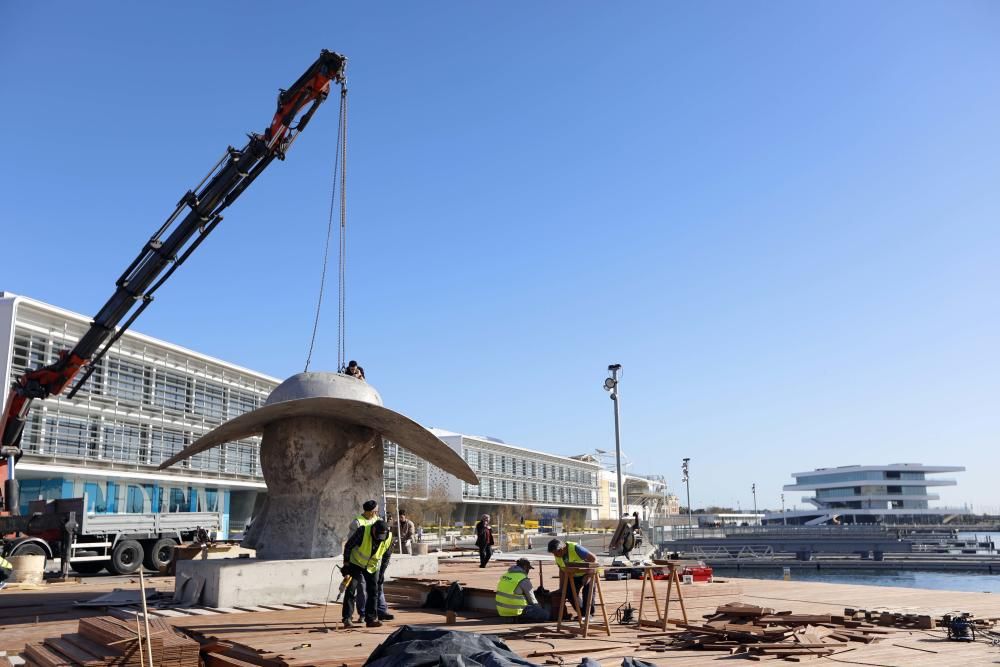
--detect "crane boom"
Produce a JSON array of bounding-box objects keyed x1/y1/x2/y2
[{"x1": 1, "y1": 50, "x2": 346, "y2": 513}]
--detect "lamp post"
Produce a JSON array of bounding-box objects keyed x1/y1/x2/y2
[
  {"x1": 751, "y1": 483, "x2": 758, "y2": 525},
  {"x1": 682, "y1": 458, "x2": 692, "y2": 529},
  {"x1": 603, "y1": 364, "x2": 624, "y2": 519},
  {"x1": 781, "y1": 493, "x2": 786, "y2": 526}
]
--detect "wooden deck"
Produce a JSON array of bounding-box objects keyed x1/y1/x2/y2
[{"x1": 3, "y1": 559, "x2": 1000, "y2": 666}]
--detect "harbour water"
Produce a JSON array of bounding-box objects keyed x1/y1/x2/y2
[{"x1": 714, "y1": 567, "x2": 1000, "y2": 593}]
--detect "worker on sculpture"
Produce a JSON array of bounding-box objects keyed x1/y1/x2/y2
[
  {"x1": 548, "y1": 538, "x2": 598, "y2": 618},
  {"x1": 342, "y1": 518, "x2": 393, "y2": 628},
  {"x1": 495, "y1": 558, "x2": 549, "y2": 622},
  {"x1": 345, "y1": 360, "x2": 365, "y2": 381}
]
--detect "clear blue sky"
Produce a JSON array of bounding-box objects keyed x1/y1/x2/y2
[{"x1": 2, "y1": 2, "x2": 998, "y2": 510}]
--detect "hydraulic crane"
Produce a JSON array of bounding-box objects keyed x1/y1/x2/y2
[{"x1": 0, "y1": 50, "x2": 347, "y2": 514}]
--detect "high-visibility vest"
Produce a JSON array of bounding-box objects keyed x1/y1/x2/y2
[
  {"x1": 0, "y1": 556, "x2": 12, "y2": 571},
  {"x1": 553, "y1": 542, "x2": 586, "y2": 570},
  {"x1": 495, "y1": 570, "x2": 529, "y2": 617},
  {"x1": 349, "y1": 523, "x2": 393, "y2": 573},
  {"x1": 356, "y1": 514, "x2": 377, "y2": 528}
]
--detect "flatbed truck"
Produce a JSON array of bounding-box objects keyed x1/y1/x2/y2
[{"x1": 1, "y1": 495, "x2": 220, "y2": 576}]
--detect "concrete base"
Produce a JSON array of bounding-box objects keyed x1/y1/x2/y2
[{"x1": 174, "y1": 554, "x2": 439, "y2": 608}]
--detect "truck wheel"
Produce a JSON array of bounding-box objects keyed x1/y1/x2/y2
[
  {"x1": 10, "y1": 542, "x2": 47, "y2": 557},
  {"x1": 143, "y1": 539, "x2": 176, "y2": 571},
  {"x1": 70, "y1": 562, "x2": 107, "y2": 575},
  {"x1": 110, "y1": 540, "x2": 144, "y2": 575}
]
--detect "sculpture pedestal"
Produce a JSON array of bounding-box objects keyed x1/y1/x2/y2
[
  {"x1": 174, "y1": 554, "x2": 439, "y2": 607},
  {"x1": 244, "y1": 416, "x2": 383, "y2": 559}
]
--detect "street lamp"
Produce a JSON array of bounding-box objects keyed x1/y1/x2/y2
[
  {"x1": 603, "y1": 364, "x2": 624, "y2": 518},
  {"x1": 751, "y1": 483, "x2": 758, "y2": 524},
  {"x1": 781, "y1": 493, "x2": 786, "y2": 526},
  {"x1": 682, "y1": 458, "x2": 692, "y2": 529}
]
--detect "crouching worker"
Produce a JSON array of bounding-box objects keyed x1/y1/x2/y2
[
  {"x1": 342, "y1": 519, "x2": 393, "y2": 628},
  {"x1": 495, "y1": 558, "x2": 549, "y2": 622},
  {"x1": 548, "y1": 538, "x2": 598, "y2": 618}
]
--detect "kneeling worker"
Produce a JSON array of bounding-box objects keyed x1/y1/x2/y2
[
  {"x1": 496, "y1": 558, "x2": 549, "y2": 622},
  {"x1": 342, "y1": 519, "x2": 393, "y2": 628},
  {"x1": 547, "y1": 538, "x2": 598, "y2": 618}
]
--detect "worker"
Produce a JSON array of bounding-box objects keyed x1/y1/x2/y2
[
  {"x1": 342, "y1": 518, "x2": 393, "y2": 628},
  {"x1": 396, "y1": 509, "x2": 415, "y2": 555},
  {"x1": 495, "y1": 558, "x2": 549, "y2": 622},
  {"x1": 548, "y1": 538, "x2": 598, "y2": 618},
  {"x1": 0, "y1": 555, "x2": 12, "y2": 590},
  {"x1": 345, "y1": 360, "x2": 365, "y2": 381},
  {"x1": 475, "y1": 514, "x2": 494, "y2": 568},
  {"x1": 348, "y1": 500, "x2": 392, "y2": 622}
]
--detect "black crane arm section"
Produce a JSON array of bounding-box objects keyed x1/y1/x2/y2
[{"x1": 0, "y1": 51, "x2": 346, "y2": 511}]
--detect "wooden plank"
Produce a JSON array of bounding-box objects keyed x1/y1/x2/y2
[{"x1": 43, "y1": 637, "x2": 106, "y2": 667}]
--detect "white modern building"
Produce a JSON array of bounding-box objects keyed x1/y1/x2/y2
[
  {"x1": 767, "y1": 463, "x2": 966, "y2": 525},
  {"x1": 428, "y1": 429, "x2": 602, "y2": 523}
]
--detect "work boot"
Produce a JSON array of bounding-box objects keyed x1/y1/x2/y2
[
  {"x1": 366, "y1": 619, "x2": 382, "y2": 628},
  {"x1": 342, "y1": 619, "x2": 354, "y2": 628},
  {"x1": 378, "y1": 612, "x2": 395, "y2": 621}
]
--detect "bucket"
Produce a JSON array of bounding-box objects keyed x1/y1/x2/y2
[
  {"x1": 412, "y1": 542, "x2": 429, "y2": 556},
  {"x1": 9, "y1": 554, "x2": 46, "y2": 585}
]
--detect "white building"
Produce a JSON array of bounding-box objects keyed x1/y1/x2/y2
[
  {"x1": 767, "y1": 463, "x2": 966, "y2": 526},
  {"x1": 429, "y1": 429, "x2": 601, "y2": 523}
]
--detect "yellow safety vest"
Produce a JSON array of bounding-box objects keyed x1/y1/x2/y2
[
  {"x1": 356, "y1": 514, "x2": 377, "y2": 528},
  {"x1": 350, "y1": 523, "x2": 393, "y2": 573},
  {"x1": 553, "y1": 542, "x2": 585, "y2": 570},
  {"x1": 495, "y1": 570, "x2": 529, "y2": 617},
  {"x1": 0, "y1": 556, "x2": 11, "y2": 570},
  {"x1": 554, "y1": 542, "x2": 602, "y2": 576}
]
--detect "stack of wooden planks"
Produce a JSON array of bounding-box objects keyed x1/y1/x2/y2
[
  {"x1": 20, "y1": 615, "x2": 198, "y2": 667},
  {"x1": 639, "y1": 603, "x2": 894, "y2": 661}
]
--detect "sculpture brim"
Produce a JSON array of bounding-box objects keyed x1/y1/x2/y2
[{"x1": 156, "y1": 396, "x2": 479, "y2": 484}]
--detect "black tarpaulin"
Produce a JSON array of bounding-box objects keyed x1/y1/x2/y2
[{"x1": 364, "y1": 626, "x2": 540, "y2": 667}]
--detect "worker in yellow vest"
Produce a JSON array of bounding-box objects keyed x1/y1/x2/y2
[
  {"x1": 347, "y1": 500, "x2": 392, "y2": 623},
  {"x1": 495, "y1": 558, "x2": 549, "y2": 621},
  {"x1": 547, "y1": 538, "x2": 598, "y2": 618},
  {"x1": 342, "y1": 518, "x2": 393, "y2": 628},
  {"x1": 0, "y1": 555, "x2": 13, "y2": 590}
]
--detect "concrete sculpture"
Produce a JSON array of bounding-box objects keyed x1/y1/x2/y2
[{"x1": 159, "y1": 372, "x2": 478, "y2": 559}]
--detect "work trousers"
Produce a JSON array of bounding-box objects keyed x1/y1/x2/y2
[
  {"x1": 568, "y1": 576, "x2": 596, "y2": 617},
  {"x1": 355, "y1": 575, "x2": 388, "y2": 618},
  {"x1": 478, "y1": 544, "x2": 493, "y2": 568},
  {"x1": 342, "y1": 565, "x2": 381, "y2": 622},
  {"x1": 515, "y1": 603, "x2": 550, "y2": 622},
  {"x1": 0, "y1": 565, "x2": 11, "y2": 585}
]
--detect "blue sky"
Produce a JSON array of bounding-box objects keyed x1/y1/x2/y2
[{"x1": 2, "y1": 2, "x2": 998, "y2": 510}]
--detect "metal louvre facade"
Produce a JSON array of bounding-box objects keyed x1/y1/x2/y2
[{"x1": 3, "y1": 295, "x2": 271, "y2": 479}]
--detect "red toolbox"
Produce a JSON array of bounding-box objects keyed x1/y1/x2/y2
[{"x1": 682, "y1": 564, "x2": 714, "y2": 583}]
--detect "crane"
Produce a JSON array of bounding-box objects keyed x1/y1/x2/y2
[{"x1": 0, "y1": 50, "x2": 347, "y2": 514}]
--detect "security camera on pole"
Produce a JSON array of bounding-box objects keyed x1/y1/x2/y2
[{"x1": 603, "y1": 364, "x2": 624, "y2": 519}]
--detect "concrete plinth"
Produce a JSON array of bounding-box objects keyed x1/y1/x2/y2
[{"x1": 175, "y1": 554, "x2": 439, "y2": 608}]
